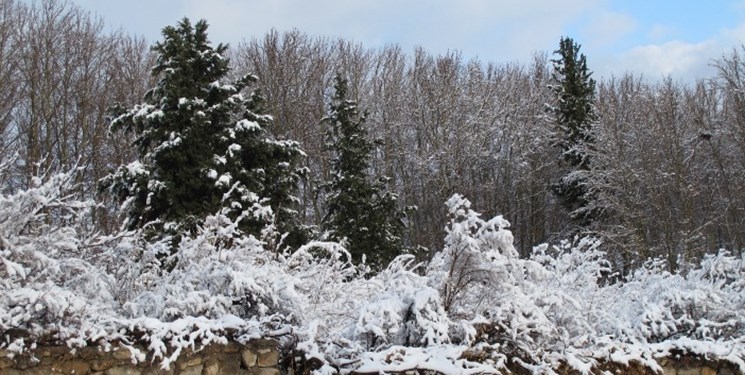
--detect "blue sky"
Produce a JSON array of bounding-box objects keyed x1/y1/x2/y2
[{"x1": 69, "y1": 0, "x2": 745, "y2": 83}]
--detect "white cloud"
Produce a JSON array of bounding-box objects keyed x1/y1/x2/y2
[
  {"x1": 69, "y1": 0, "x2": 740, "y2": 83},
  {"x1": 594, "y1": 21, "x2": 745, "y2": 83},
  {"x1": 583, "y1": 10, "x2": 636, "y2": 47},
  {"x1": 722, "y1": 22, "x2": 745, "y2": 43},
  {"x1": 621, "y1": 40, "x2": 719, "y2": 79},
  {"x1": 648, "y1": 24, "x2": 676, "y2": 41},
  {"x1": 180, "y1": 0, "x2": 603, "y2": 62}
]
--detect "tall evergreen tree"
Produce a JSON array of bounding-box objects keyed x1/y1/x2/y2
[
  {"x1": 322, "y1": 75, "x2": 407, "y2": 270},
  {"x1": 101, "y1": 18, "x2": 304, "y2": 248},
  {"x1": 549, "y1": 37, "x2": 599, "y2": 228}
]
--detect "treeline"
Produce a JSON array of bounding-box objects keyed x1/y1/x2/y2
[
  {"x1": 2, "y1": 0, "x2": 744, "y2": 270},
  {"x1": 0, "y1": 0, "x2": 152, "y2": 232},
  {"x1": 235, "y1": 30, "x2": 745, "y2": 269}
]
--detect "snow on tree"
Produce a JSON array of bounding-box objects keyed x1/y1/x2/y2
[
  {"x1": 321, "y1": 75, "x2": 408, "y2": 270},
  {"x1": 100, "y1": 18, "x2": 305, "y2": 259},
  {"x1": 549, "y1": 37, "x2": 600, "y2": 229},
  {"x1": 1, "y1": 168, "x2": 744, "y2": 373},
  {"x1": 426, "y1": 194, "x2": 745, "y2": 373},
  {"x1": 0, "y1": 157, "x2": 116, "y2": 341},
  {"x1": 427, "y1": 194, "x2": 518, "y2": 313}
]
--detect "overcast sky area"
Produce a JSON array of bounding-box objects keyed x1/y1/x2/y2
[{"x1": 67, "y1": 0, "x2": 745, "y2": 83}]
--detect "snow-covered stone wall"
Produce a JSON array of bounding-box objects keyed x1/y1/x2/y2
[
  {"x1": 2, "y1": 341, "x2": 742, "y2": 375},
  {"x1": 2, "y1": 172, "x2": 743, "y2": 375},
  {"x1": 0, "y1": 339, "x2": 280, "y2": 375},
  {"x1": 657, "y1": 357, "x2": 740, "y2": 375}
]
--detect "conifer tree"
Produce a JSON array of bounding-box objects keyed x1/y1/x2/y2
[
  {"x1": 101, "y1": 18, "x2": 304, "y2": 248},
  {"x1": 549, "y1": 37, "x2": 599, "y2": 228},
  {"x1": 322, "y1": 75, "x2": 407, "y2": 270}
]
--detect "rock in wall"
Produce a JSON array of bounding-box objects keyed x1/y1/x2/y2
[{"x1": 0, "y1": 338, "x2": 280, "y2": 375}]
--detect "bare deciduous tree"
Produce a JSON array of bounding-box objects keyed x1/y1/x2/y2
[{"x1": 1, "y1": 0, "x2": 151, "y2": 231}]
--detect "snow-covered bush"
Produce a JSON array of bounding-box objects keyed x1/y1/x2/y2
[
  {"x1": 604, "y1": 250, "x2": 745, "y2": 368},
  {"x1": 119, "y1": 205, "x2": 296, "y2": 321},
  {"x1": 427, "y1": 193, "x2": 519, "y2": 316},
  {"x1": 354, "y1": 255, "x2": 450, "y2": 349},
  {"x1": 2, "y1": 175, "x2": 744, "y2": 374},
  {"x1": 286, "y1": 249, "x2": 455, "y2": 372},
  {"x1": 426, "y1": 194, "x2": 745, "y2": 373},
  {"x1": 0, "y1": 160, "x2": 115, "y2": 345},
  {"x1": 427, "y1": 194, "x2": 583, "y2": 363}
]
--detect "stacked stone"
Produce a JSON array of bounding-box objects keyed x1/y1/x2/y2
[
  {"x1": 0, "y1": 339, "x2": 281, "y2": 375},
  {"x1": 658, "y1": 357, "x2": 739, "y2": 375},
  {"x1": 2, "y1": 342, "x2": 742, "y2": 375}
]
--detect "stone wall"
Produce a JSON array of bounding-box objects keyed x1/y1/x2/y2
[
  {"x1": 0, "y1": 339, "x2": 281, "y2": 375},
  {"x1": 658, "y1": 357, "x2": 741, "y2": 375},
  {"x1": 1, "y1": 341, "x2": 742, "y2": 375}
]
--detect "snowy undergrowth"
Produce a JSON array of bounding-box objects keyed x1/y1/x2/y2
[
  {"x1": 424, "y1": 194, "x2": 745, "y2": 373},
  {"x1": 0, "y1": 161, "x2": 116, "y2": 346},
  {"x1": 1, "y1": 167, "x2": 744, "y2": 374}
]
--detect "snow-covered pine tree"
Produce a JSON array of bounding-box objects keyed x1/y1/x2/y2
[
  {"x1": 549, "y1": 37, "x2": 600, "y2": 228},
  {"x1": 100, "y1": 18, "x2": 304, "y2": 250},
  {"x1": 322, "y1": 75, "x2": 407, "y2": 270}
]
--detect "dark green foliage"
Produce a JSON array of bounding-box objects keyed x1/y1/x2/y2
[
  {"x1": 100, "y1": 18, "x2": 304, "y2": 248},
  {"x1": 322, "y1": 75, "x2": 407, "y2": 270},
  {"x1": 550, "y1": 37, "x2": 599, "y2": 228}
]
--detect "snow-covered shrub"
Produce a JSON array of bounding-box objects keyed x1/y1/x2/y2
[
  {"x1": 427, "y1": 194, "x2": 518, "y2": 316},
  {"x1": 427, "y1": 195, "x2": 607, "y2": 364},
  {"x1": 2, "y1": 172, "x2": 744, "y2": 374},
  {"x1": 0, "y1": 160, "x2": 115, "y2": 344},
  {"x1": 426, "y1": 194, "x2": 745, "y2": 373},
  {"x1": 121, "y1": 205, "x2": 295, "y2": 322},
  {"x1": 285, "y1": 250, "x2": 454, "y2": 372},
  {"x1": 98, "y1": 204, "x2": 309, "y2": 369},
  {"x1": 355, "y1": 255, "x2": 450, "y2": 349},
  {"x1": 611, "y1": 250, "x2": 745, "y2": 347},
  {"x1": 286, "y1": 241, "x2": 358, "y2": 309}
]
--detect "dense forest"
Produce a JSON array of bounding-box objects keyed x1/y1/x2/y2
[
  {"x1": 3, "y1": 0, "x2": 745, "y2": 272},
  {"x1": 1, "y1": 1, "x2": 744, "y2": 373}
]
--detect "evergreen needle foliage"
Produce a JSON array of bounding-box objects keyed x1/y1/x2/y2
[
  {"x1": 100, "y1": 18, "x2": 305, "y2": 255},
  {"x1": 550, "y1": 36, "x2": 600, "y2": 228},
  {"x1": 322, "y1": 75, "x2": 408, "y2": 270}
]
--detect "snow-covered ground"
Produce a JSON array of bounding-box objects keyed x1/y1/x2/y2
[{"x1": 1, "y1": 165, "x2": 743, "y2": 374}]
